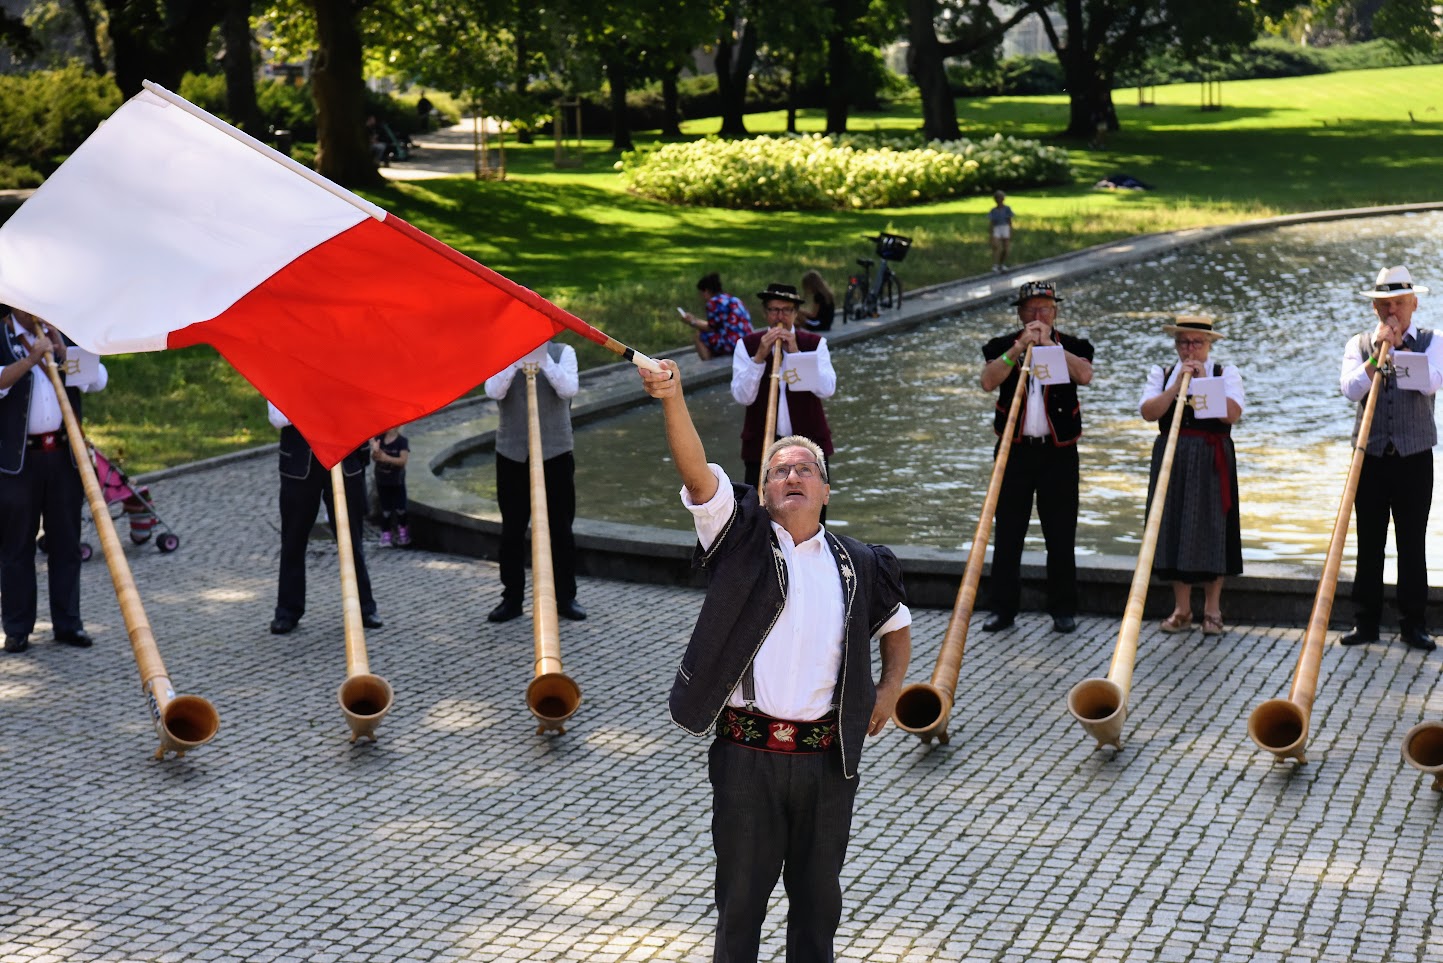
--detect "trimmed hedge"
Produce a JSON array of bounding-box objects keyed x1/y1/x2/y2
[{"x1": 617, "y1": 132, "x2": 1072, "y2": 210}]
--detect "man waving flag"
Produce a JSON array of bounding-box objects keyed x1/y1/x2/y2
[{"x1": 0, "y1": 83, "x2": 658, "y2": 468}]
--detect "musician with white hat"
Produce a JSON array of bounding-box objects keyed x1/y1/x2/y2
[{"x1": 1338, "y1": 265, "x2": 1442, "y2": 652}]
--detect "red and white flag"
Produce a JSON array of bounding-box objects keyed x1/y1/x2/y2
[{"x1": 0, "y1": 84, "x2": 650, "y2": 468}]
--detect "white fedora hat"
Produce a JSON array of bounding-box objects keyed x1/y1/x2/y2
[{"x1": 1360, "y1": 265, "x2": 1429, "y2": 298}]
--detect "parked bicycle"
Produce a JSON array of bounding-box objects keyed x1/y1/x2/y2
[{"x1": 842, "y1": 232, "x2": 911, "y2": 322}]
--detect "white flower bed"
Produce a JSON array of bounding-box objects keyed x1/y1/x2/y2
[{"x1": 616, "y1": 133, "x2": 1072, "y2": 210}]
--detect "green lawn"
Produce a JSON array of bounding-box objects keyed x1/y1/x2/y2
[{"x1": 87, "y1": 64, "x2": 1443, "y2": 470}]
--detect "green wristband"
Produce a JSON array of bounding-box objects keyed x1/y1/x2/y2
[
  {"x1": 1001, "y1": 353, "x2": 1016, "y2": 367},
  {"x1": 1366, "y1": 355, "x2": 1379, "y2": 368}
]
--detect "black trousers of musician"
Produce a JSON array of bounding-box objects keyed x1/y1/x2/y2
[
  {"x1": 987, "y1": 441, "x2": 1079, "y2": 619},
  {"x1": 708, "y1": 739, "x2": 858, "y2": 963},
  {"x1": 1352, "y1": 449, "x2": 1433, "y2": 630},
  {"x1": 275, "y1": 468, "x2": 376, "y2": 622},
  {"x1": 495, "y1": 451, "x2": 577, "y2": 605},
  {"x1": 0, "y1": 449, "x2": 84, "y2": 637}
]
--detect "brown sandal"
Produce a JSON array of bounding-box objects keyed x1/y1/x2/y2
[
  {"x1": 1160, "y1": 611, "x2": 1192, "y2": 633},
  {"x1": 1202, "y1": 613, "x2": 1225, "y2": 636}
]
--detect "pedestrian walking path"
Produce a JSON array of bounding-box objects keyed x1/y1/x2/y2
[{"x1": 2, "y1": 442, "x2": 1442, "y2": 962}]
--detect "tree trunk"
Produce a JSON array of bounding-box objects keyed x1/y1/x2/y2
[
  {"x1": 68, "y1": 0, "x2": 106, "y2": 75},
  {"x1": 715, "y1": 16, "x2": 756, "y2": 137},
  {"x1": 221, "y1": 0, "x2": 263, "y2": 135},
  {"x1": 906, "y1": 0, "x2": 960, "y2": 141},
  {"x1": 514, "y1": 13, "x2": 534, "y2": 144},
  {"x1": 104, "y1": 0, "x2": 224, "y2": 97},
  {"x1": 311, "y1": 0, "x2": 382, "y2": 187},
  {"x1": 661, "y1": 69, "x2": 682, "y2": 137},
  {"x1": 823, "y1": 31, "x2": 848, "y2": 134},
  {"x1": 785, "y1": 49, "x2": 800, "y2": 134},
  {"x1": 606, "y1": 54, "x2": 633, "y2": 152}
]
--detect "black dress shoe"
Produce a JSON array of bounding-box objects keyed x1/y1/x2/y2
[
  {"x1": 1400, "y1": 625, "x2": 1437, "y2": 652},
  {"x1": 982, "y1": 613, "x2": 1015, "y2": 632},
  {"x1": 487, "y1": 599, "x2": 523, "y2": 623},
  {"x1": 1339, "y1": 625, "x2": 1379, "y2": 646},
  {"x1": 1052, "y1": 615, "x2": 1078, "y2": 633},
  {"x1": 362, "y1": 612, "x2": 384, "y2": 629},
  {"x1": 54, "y1": 628, "x2": 92, "y2": 647},
  {"x1": 557, "y1": 599, "x2": 588, "y2": 621},
  {"x1": 4, "y1": 634, "x2": 28, "y2": 653},
  {"x1": 270, "y1": 617, "x2": 297, "y2": 635}
]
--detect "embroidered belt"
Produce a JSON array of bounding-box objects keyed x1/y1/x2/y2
[
  {"x1": 26, "y1": 432, "x2": 66, "y2": 451},
  {"x1": 717, "y1": 706, "x2": 838, "y2": 754}
]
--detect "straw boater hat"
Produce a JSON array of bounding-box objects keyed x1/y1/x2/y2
[
  {"x1": 756, "y1": 282, "x2": 804, "y2": 305},
  {"x1": 1360, "y1": 265, "x2": 1429, "y2": 298},
  {"x1": 1161, "y1": 315, "x2": 1224, "y2": 341}
]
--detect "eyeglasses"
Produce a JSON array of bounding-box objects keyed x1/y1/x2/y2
[
  {"x1": 1175, "y1": 339, "x2": 1208, "y2": 348},
  {"x1": 765, "y1": 306, "x2": 797, "y2": 316},
  {"x1": 765, "y1": 461, "x2": 822, "y2": 483}
]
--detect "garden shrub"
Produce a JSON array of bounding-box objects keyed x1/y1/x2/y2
[
  {"x1": 0, "y1": 63, "x2": 120, "y2": 183},
  {"x1": 618, "y1": 132, "x2": 1072, "y2": 210}
]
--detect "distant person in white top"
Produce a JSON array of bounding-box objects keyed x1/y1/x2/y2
[{"x1": 988, "y1": 190, "x2": 1014, "y2": 273}]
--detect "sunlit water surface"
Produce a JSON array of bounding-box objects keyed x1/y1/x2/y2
[{"x1": 445, "y1": 212, "x2": 1443, "y2": 578}]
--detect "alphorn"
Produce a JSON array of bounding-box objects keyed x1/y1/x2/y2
[
  {"x1": 1401, "y1": 719, "x2": 1443, "y2": 791},
  {"x1": 1248, "y1": 342, "x2": 1392, "y2": 763},
  {"x1": 1067, "y1": 370, "x2": 1191, "y2": 750},
  {"x1": 758, "y1": 341, "x2": 783, "y2": 502},
  {"x1": 521, "y1": 364, "x2": 582, "y2": 734},
  {"x1": 332, "y1": 463, "x2": 393, "y2": 742},
  {"x1": 36, "y1": 335, "x2": 219, "y2": 759},
  {"x1": 893, "y1": 346, "x2": 1034, "y2": 744}
]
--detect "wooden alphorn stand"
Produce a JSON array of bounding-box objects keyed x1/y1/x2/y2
[
  {"x1": 37, "y1": 341, "x2": 219, "y2": 759},
  {"x1": 521, "y1": 364, "x2": 582, "y2": 734},
  {"x1": 893, "y1": 347, "x2": 1034, "y2": 745},
  {"x1": 1067, "y1": 371, "x2": 1191, "y2": 750},
  {"x1": 332, "y1": 463, "x2": 393, "y2": 742},
  {"x1": 1249, "y1": 342, "x2": 1391, "y2": 764}
]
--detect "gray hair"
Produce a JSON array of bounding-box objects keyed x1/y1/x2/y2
[{"x1": 764, "y1": 435, "x2": 828, "y2": 482}]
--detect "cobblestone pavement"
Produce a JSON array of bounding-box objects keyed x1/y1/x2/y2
[{"x1": 3, "y1": 447, "x2": 1443, "y2": 963}]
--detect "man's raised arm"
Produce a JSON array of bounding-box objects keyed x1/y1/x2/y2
[{"x1": 640, "y1": 360, "x2": 718, "y2": 504}]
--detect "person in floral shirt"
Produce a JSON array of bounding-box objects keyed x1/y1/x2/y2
[{"x1": 681, "y1": 271, "x2": 752, "y2": 360}]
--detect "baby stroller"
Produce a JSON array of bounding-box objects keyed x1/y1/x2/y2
[{"x1": 35, "y1": 445, "x2": 180, "y2": 560}]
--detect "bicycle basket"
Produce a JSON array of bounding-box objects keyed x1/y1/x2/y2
[{"x1": 875, "y1": 233, "x2": 912, "y2": 262}]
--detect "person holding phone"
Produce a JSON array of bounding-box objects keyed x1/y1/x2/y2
[{"x1": 680, "y1": 272, "x2": 752, "y2": 360}]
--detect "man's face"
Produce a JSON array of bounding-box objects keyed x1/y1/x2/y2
[
  {"x1": 1016, "y1": 297, "x2": 1057, "y2": 329},
  {"x1": 763, "y1": 300, "x2": 798, "y2": 330},
  {"x1": 1374, "y1": 293, "x2": 1417, "y2": 334},
  {"x1": 761, "y1": 445, "x2": 829, "y2": 523}
]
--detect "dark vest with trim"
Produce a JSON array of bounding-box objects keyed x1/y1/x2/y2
[
  {"x1": 739, "y1": 329, "x2": 833, "y2": 461},
  {"x1": 1158, "y1": 363, "x2": 1231, "y2": 437},
  {"x1": 278, "y1": 425, "x2": 367, "y2": 481},
  {"x1": 0, "y1": 322, "x2": 77, "y2": 476},
  {"x1": 1351, "y1": 330, "x2": 1437, "y2": 457},
  {"x1": 668, "y1": 485, "x2": 907, "y2": 779},
  {"x1": 982, "y1": 328, "x2": 1093, "y2": 445}
]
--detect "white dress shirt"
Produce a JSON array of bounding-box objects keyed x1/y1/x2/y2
[
  {"x1": 730, "y1": 338, "x2": 837, "y2": 439},
  {"x1": 1139, "y1": 362, "x2": 1245, "y2": 413},
  {"x1": 0, "y1": 318, "x2": 108, "y2": 433},
  {"x1": 484, "y1": 343, "x2": 580, "y2": 401},
  {"x1": 682, "y1": 463, "x2": 911, "y2": 721},
  {"x1": 1340, "y1": 322, "x2": 1443, "y2": 401}
]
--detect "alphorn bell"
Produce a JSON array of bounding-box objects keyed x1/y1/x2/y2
[
  {"x1": 1067, "y1": 370, "x2": 1191, "y2": 750},
  {"x1": 1401, "y1": 719, "x2": 1443, "y2": 791},
  {"x1": 758, "y1": 341, "x2": 783, "y2": 503},
  {"x1": 332, "y1": 463, "x2": 393, "y2": 742},
  {"x1": 1249, "y1": 342, "x2": 1392, "y2": 764},
  {"x1": 521, "y1": 363, "x2": 582, "y2": 734},
  {"x1": 893, "y1": 346, "x2": 1034, "y2": 744},
  {"x1": 35, "y1": 334, "x2": 219, "y2": 759}
]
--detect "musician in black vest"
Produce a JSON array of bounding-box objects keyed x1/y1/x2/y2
[
  {"x1": 482, "y1": 341, "x2": 586, "y2": 624},
  {"x1": 731, "y1": 282, "x2": 836, "y2": 490},
  {"x1": 0, "y1": 307, "x2": 105, "y2": 653},
  {"x1": 1338, "y1": 265, "x2": 1442, "y2": 652},
  {"x1": 979, "y1": 280, "x2": 1094, "y2": 634},
  {"x1": 267, "y1": 402, "x2": 382, "y2": 635},
  {"x1": 640, "y1": 357, "x2": 910, "y2": 963}
]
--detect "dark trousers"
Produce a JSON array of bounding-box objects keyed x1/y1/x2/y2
[
  {"x1": 988, "y1": 441, "x2": 1079, "y2": 619},
  {"x1": 1352, "y1": 450, "x2": 1432, "y2": 628},
  {"x1": 708, "y1": 740, "x2": 858, "y2": 963},
  {"x1": 496, "y1": 451, "x2": 577, "y2": 604},
  {"x1": 0, "y1": 450, "x2": 83, "y2": 637},
  {"x1": 276, "y1": 468, "x2": 376, "y2": 621},
  {"x1": 377, "y1": 483, "x2": 408, "y2": 528}
]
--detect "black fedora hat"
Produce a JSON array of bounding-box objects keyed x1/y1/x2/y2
[
  {"x1": 1009, "y1": 280, "x2": 1063, "y2": 306},
  {"x1": 757, "y1": 282, "x2": 804, "y2": 305}
]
